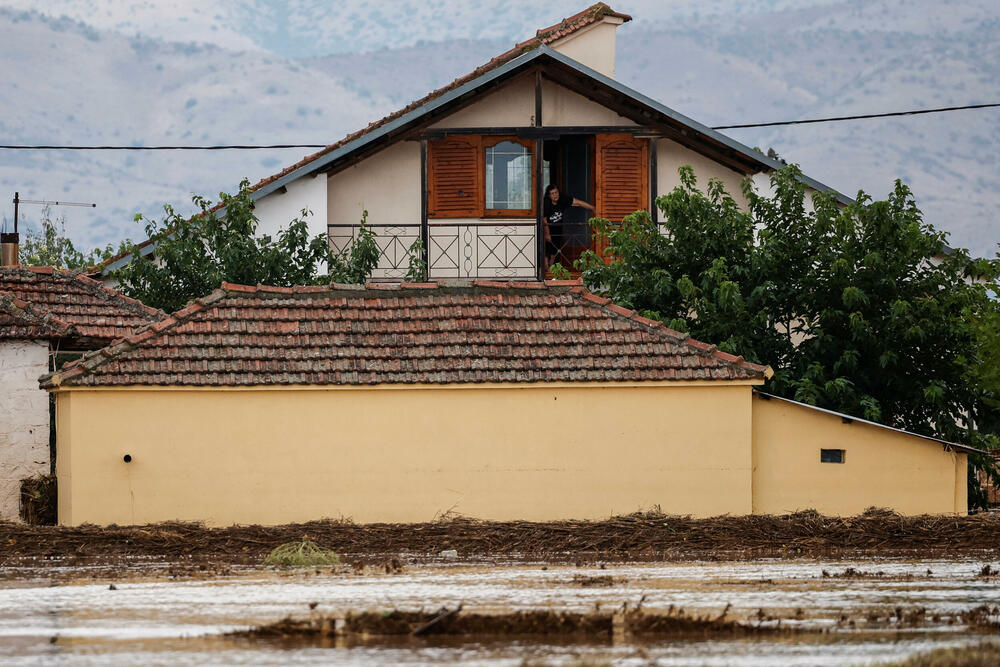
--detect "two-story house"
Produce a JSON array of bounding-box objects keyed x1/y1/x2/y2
[{"x1": 100, "y1": 3, "x2": 848, "y2": 283}]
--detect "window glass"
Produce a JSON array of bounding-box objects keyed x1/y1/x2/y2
[{"x1": 485, "y1": 141, "x2": 531, "y2": 210}]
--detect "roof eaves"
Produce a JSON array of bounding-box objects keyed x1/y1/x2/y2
[
  {"x1": 248, "y1": 43, "x2": 855, "y2": 211},
  {"x1": 97, "y1": 46, "x2": 553, "y2": 275},
  {"x1": 100, "y1": 33, "x2": 860, "y2": 276},
  {"x1": 535, "y1": 45, "x2": 855, "y2": 206},
  {"x1": 754, "y1": 390, "x2": 985, "y2": 455},
  {"x1": 250, "y1": 46, "x2": 549, "y2": 203},
  {"x1": 565, "y1": 282, "x2": 772, "y2": 380}
]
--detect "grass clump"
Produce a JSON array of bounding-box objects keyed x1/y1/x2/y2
[{"x1": 264, "y1": 537, "x2": 340, "y2": 567}]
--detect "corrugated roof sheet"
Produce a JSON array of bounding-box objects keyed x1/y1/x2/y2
[{"x1": 41, "y1": 280, "x2": 770, "y2": 388}]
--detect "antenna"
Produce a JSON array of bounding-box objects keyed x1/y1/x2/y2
[{"x1": 13, "y1": 192, "x2": 97, "y2": 234}]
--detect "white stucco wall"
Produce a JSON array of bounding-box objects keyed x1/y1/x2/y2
[
  {"x1": 748, "y1": 171, "x2": 819, "y2": 214},
  {"x1": 550, "y1": 19, "x2": 621, "y2": 79},
  {"x1": 327, "y1": 141, "x2": 422, "y2": 226},
  {"x1": 541, "y1": 80, "x2": 632, "y2": 126},
  {"x1": 0, "y1": 340, "x2": 50, "y2": 521},
  {"x1": 430, "y1": 75, "x2": 536, "y2": 128},
  {"x1": 254, "y1": 172, "x2": 329, "y2": 245},
  {"x1": 656, "y1": 138, "x2": 750, "y2": 210}
]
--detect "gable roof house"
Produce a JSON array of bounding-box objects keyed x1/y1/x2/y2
[
  {"x1": 51, "y1": 5, "x2": 974, "y2": 528},
  {"x1": 41, "y1": 280, "x2": 972, "y2": 526},
  {"x1": 100, "y1": 3, "x2": 851, "y2": 282},
  {"x1": 0, "y1": 266, "x2": 163, "y2": 521}
]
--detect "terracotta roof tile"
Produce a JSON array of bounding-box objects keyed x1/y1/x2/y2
[
  {"x1": 41, "y1": 281, "x2": 770, "y2": 389},
  {"x1": 0, "y1": 267, "x2": 164, "y2": 343}
]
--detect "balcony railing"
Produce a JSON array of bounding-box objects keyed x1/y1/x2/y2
[{"x1": 328, "y1": 221, "x2": 537, "y2": 281}]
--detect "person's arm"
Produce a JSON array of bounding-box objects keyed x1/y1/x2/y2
[
  {"x1": 542, "y1": 216, "x2": 552, "y2": 241},
  {"x1": 571, "y1": 198, "x2": 596, "y2": 213}
]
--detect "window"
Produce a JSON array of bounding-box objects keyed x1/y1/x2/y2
[
  {"x1": 820, "y1": 449, "x2": 845, "y2": 463},
  {"x1": 485, "y1": 140, "x2": 532, "y2": 212},
  {"x1": 428, "y1": 136, "x2": 535, "y2": 219}
]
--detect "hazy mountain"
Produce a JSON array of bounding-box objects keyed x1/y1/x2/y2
[
  {"x1": 0, "y1": 0, "x2": 997, "y2": 257},
  {"x1": 0, "y1": 7, "x2": 390, "y2": 247}
]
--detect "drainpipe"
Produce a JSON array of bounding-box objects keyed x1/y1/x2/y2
[{"x1": 1, "y1": 192, "x2": 19, "y2": 266}]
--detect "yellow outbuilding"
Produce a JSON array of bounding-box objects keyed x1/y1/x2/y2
[{"x1": 40, "y1": 281, "x2": 973, "y2": 526}]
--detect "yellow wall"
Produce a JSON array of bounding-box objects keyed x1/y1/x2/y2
[
  {"x1": 54, "y1": 382, "x2": 755, "y2": 527},
  {"x1": 751, "y1": 395, "x2": 967, "y2": 516}
]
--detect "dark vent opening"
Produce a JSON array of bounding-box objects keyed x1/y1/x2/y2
[{"x1": 820, "y1": 449, "x2": 845, "y2": 464}]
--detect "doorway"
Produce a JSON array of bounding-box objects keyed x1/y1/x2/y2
[{"x1": 542, "y1": 135, "x2": 594, "y2": 273}]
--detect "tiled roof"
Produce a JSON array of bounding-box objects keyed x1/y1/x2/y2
[
  {"x1": 40, "y1": 280, "x2": 770, "y2": 389},
  {"x1": 95, "y1": 3, "x2": 632, "y2": 271},
  {"x1": 0, "y1": 291, "x2": 77, "y2": 339},
  {"x1": 0, "y1": 267, "x2": 164, "y2": 343}
]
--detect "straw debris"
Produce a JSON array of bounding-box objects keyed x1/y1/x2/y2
[
  {"x1": 5, "y1": 511, "x2": 1000, "y2": 565},
  {"x1": 263, "y1": 538, "x2": 340, "y2": 567}
]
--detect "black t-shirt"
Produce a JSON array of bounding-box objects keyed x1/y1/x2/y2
[{"x1": 543, "y1": 193, "x2": 575, "y2": 225}]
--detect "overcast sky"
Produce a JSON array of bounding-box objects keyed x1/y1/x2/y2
[{"x1": 1, "y1": 0, "x2": 997, "y2": 257}]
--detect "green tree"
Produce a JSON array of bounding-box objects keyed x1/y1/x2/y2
[
  {"x1": 17, "y1": 207, "x2": 115, "y2": 269},
  {"x1": 578, "y1": 165, "x2": 1000, "y2": 508},
  {"x1": 113, "y1": 179, "x2": 380, "y2": 312}
]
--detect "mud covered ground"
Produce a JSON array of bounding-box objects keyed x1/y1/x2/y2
[
  {"x1": 3, "y1": 559, "x2": 999, "y2": 665},
  {"x1": 2, "y1": 510, "x2": 999, "y2": 570}
]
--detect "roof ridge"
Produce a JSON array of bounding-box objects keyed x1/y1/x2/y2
[
  {"x1": 40, "y1": 276, "x2": 770, "y2": 389},
  {"x1": 69, "y1": 272, "x2": 165, "y2": 320},
  {"x1": 566, "y1": 285, "x2": 772, "y2": 378},
  {"x1": 212, "y1": 279, "x2": 589, "y2": 299},
  {"x1": 209, "y1": 4, "x2": 632, "y2": 214},
  {"x1": 0, "y1": 290, "x2": 79, "y2": 338},
  {"x1": 2, "y1": 266, "x2": 165, "y2": 320},
  {"x1": 532, "y1": 2, "x2": 631, "y2": 41}
]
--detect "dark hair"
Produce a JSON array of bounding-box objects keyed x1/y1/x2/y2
[{"x1": 544, "y1": 184, "x2": 558, "y2": 199}]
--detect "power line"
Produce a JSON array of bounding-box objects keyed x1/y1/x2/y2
[
  {"x1": 0, "y1": 102, "x2": 996, "y2": 150},
  {"x1": 711, "y1": 102, "x2": 1000, "y2": 130},
  {"x1": 0, "y1": 144, "x2": 327, "y2": 150}
]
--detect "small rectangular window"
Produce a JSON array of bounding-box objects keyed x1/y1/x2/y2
[{"x1": 820, "y1": 449, "x2": 845, "y2": 464}]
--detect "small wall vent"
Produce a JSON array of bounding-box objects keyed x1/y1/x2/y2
[{"x1": 820, "y1": 449, "x2": 845, "y2": 464}]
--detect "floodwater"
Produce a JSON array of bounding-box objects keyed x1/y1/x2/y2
[{"x1": 0, "y1": 558, "x2": 997, "y2": 665}]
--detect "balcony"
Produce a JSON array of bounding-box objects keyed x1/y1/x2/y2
[{"x1": 328, "y1": 220, "x2": 537, "y2": 281}]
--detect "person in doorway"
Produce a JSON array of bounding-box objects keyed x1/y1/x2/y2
[{"x1": 543, "y1": 184, "x2": 595, "y2": 271}]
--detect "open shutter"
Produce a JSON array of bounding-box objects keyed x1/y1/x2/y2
[
  {"x1": 427, "y1": 137, "x2": 482, "y2": 218},
  {"x1": 595, "y1": 134, "x2": 649, "y2": 223}
]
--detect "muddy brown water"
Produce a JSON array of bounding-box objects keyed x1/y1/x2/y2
[{"x1": 1, "y1": 559, "x2": 998, "y2": 665}]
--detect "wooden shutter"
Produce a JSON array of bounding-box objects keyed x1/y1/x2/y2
[
  {"x1": 595, "y1": 134, "x2": 649, "y2": 223},
  {"x1": 427, "y1": 137, "x2": 482, "y2": 218}
]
